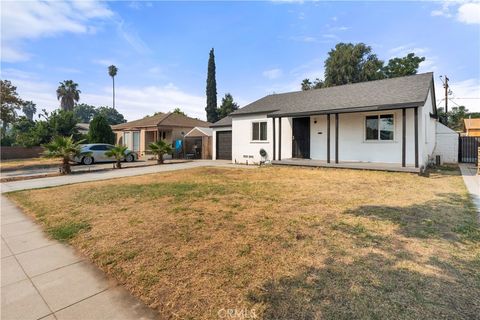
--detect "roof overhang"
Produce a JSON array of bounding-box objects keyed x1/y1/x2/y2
[{"x1": 266, "y1": 102, "x2": 424, "y2": 118}]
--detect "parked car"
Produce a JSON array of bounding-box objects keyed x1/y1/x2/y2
[{"x1": 74, "y1": 144, "x2": 137, "y2": 165}]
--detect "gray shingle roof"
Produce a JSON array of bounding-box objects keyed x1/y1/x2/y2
[
  {"x1": 232, "y1": 72, "x2": 434, "y2": 117},
  {"x1": 210, "y1": 116, "x2": 232, "y2": 128}
]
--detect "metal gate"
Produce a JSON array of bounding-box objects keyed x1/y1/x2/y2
[{"x1": 458, "y1": 136, "x2": 479, "y2": 163}]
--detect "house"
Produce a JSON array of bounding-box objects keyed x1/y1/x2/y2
[
  {"x1": 184, "y1": 127, "x2": 213, "y2": 159},
  {"x1": 211, "y1": 116, "x2": 232, "y2": 160},
  {"x1": 225, "y1": 72, "x2": 438, "y2": 172},
  {"x1": 463, "y1": 118, "x2": 480, "y2": 137},
  {"x1": 111, "y1": 112, "x2": 210, "y2": 157},
  {"x1": 76, "y1": 123, "x2": 90, "y2": 135}
]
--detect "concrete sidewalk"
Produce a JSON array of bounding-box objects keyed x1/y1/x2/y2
[
  {"x1": 1, "y1": 197, "x2": 157, "y2": 320},
  {"x1": 459, "y1": 163, "x2": 480, "y2": 218},
  {"x1": 1, "y1": 160, "x2": 237, "y2": 193}
]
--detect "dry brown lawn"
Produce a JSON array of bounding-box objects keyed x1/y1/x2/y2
[
  {"x1": 6, "y1": 166, "x2": 480, "y2": 320},
  {"x1": 0, "y1": 157, "x2": 58, "y2": 170}
]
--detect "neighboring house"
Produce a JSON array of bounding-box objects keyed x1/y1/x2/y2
[
  {"x1": 184, "y1": 127, "x2": 213, "y2": 159},
  {"x1": 228, "y1": 72, "x2": 438, "y2": 172},
  {"x1": 76, "y1": 123, "x2": 90, "y2": 135},
  {"x1": 211, "y1": 116, "x2": 232, "y2": 160},
  {"x1": 111, "y1": 112, "x2": 210, "y2": 156},
  {"x1": 463, "y1": 118, "x2": 480, "y2": 137}
]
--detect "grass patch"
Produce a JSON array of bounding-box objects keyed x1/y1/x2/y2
[
  {"x1": 47, "y1": 221, "x2": 90, "y2": 241},
  {"x1": 6, "y1": 166, "x2": 479, "y2": 319}
]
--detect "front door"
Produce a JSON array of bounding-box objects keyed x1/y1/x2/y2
[{"x1": 292, "y1": 117, "x2": 310, "y2": 159}]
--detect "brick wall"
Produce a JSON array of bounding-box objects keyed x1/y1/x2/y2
[{"x1": 1, "y1": 146, "x2": 44, "y2": 160}]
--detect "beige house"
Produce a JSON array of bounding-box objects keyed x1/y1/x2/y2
[{"x1": 111, "y1": 112, "x2": 210, "y2": 157}]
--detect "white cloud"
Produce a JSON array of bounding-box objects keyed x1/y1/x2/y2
[
  {"x1": 1, "y1": 0, "x2": 113, "y2": 62},
  {"x1": 289, "y1": 35, "x2": 317, "y2": 43},
  {"x1": 262, "y1": 68, "x2": 283, "y2": 80},
  {"x1": 457, "y1": 2, "x2": 480, "y2": 24},
  {"x1": 431, "y1": 1, "x2": 480, "y2": 24}
]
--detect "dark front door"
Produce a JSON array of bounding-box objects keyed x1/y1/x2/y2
[
  {"x1": 216, "y1": 131, "x2": 232, "y2": 160},
  {"x1": 292, "y1": 117, "x2": 310, "y2": 159}
]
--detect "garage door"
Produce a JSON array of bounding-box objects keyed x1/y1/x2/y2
[{"x1": 216, "y1": 131, "x2": 232, "y2": 160}]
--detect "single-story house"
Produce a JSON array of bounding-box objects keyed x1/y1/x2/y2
[
  {"x1": 463, "y1": 118, "x2": 480, "y2": 137},
  {"x1": 225, "y1": 72, "x2": 438, "y2": 172},
  {"x1": 76, "y1": 123, "x2": 90, "y2": 135},
  {"x1": 111, "y1": 112, "x2": 210, "y2": 157},
  {"x1": 184, "y1": 127, "x2": 213, "y2": 159},
  {"x1": 211, "y1": 116, "x2": 232, "y2": 160}
]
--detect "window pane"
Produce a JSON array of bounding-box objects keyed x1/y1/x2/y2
[
  {"x1": 380, "y1": 114, "x2": 394, "y2": 140},
  {"x1": 260, "y1": 122, "x2": 267, "y2": 140},
  {"x1": 252, "y1": 123, "x2": 259, "y2": 140},
  {"x1": 366, "y1": 116, "x2": 378, "y2": 140}
]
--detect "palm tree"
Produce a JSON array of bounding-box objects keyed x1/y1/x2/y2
[
  {"x1": 42, "y1": 135, "x2": 85, "y2": 174},
  {"x1": 56, "y1": 80, "x2": 80, "y2": 111},
  {"x1": 104, "y1": 144, "x2": 127, "y2": 169},
  {"x1": 149, "y1": 140, "x2": 173, "y2": 164},
  {"x1": 108, "y1": 65, "x2": 118, "y2": 109}
]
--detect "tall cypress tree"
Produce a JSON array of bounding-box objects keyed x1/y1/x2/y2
[{"x1": 205, "y1": 48, "x2": 218, "y2": 123}]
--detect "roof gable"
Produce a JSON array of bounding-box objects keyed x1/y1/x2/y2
[{"x1": 112, "y1": 112, "x2": 210, "y2": 130}]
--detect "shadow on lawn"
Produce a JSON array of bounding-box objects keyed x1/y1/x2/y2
[
  {"x1": 344, "y1": 193, "x2": 479, "y2": 241},
  {"x1": 248, "y1": 193, "x2": 480, "y2": 319},
  {"x1": 249, "y1": 251, "x2": 480, "y2": 320}
]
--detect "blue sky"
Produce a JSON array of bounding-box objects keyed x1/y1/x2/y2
[{"x1": 1, "y1": 0, "x2": 479, "y2": 121}]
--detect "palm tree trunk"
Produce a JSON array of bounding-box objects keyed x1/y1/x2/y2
[
  {"x1": 112, "y1": 77, "x2": 115, "y2": 109},
  {"x1": 116, "y1": 159, "x2": 121, "y2": 169},
  {"x1": 159, "y1": 154, "x2": 164, "y2": 164},
  {"x1": 62, "y1": 158, "x2": 71, "y2": 174}
]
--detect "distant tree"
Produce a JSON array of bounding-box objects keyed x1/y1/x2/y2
[
  {"x1": 56, "y1": 80, "x2": 81, "y2": 111},
  {"x1": 96, "y1": 106, "x2": 126, "y2": 125},
  {"x1": 22, "y1": 101, "x2": 37, "y2": 121},
  {"x1": 172, "y1": 108, "x2": 187, "y2": 116},
  {"x1": 324, "y1": 43, "x2": 384, "y2": 87},
  {"x1": 437, "y1": 106, "x2": 479, "y2": 131},
  {"x1": 301, "y1": 78, "x2": 325, "y2": 91},
  {"x1": 383, "y1": 53, "x2": 425, "y2": 78},
  {"x1": 42, "y1": 135, "x2": 85, "y2": 174},
  {"x1": 88, "y1": 114, "x2": 115, "y2": 144},
  {"x1": 49, "y1": 110, "x2": 79, "y2": 138},
  {"x1": 108, "y1": 65, "x2": 118, "y2": 109},
  {"x1": 73, "y1": 104, "x2": 97, "y2": 122},
  {"x1": 149, "y1": 140, "x2": 173, "y2": 164},
  {"x1": 1, "y1": 80, "x2": 24, "y2": 137},
  {"x1": 104, "y1": 144, "x2": 127, "y2": 169},
  {"x1": 11, "y1": 117, "x2": 36, "y2": 147},
  {"x1": 217, "y1": 93, "x2": 239, "y2": 119},
  {"x1": 205, "y1": 48, "x2": 218, "y2": 123}
]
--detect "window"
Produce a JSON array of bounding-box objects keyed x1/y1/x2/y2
[
  {"x1": 252, "y1": 121, "x2": 267, "y2": 141},
  {"x1": 90, "y1": 145, "x2": 108, "y2": 151},
  {"x1": 365, "y1": 114, "x2": 394, "y2": 141}
]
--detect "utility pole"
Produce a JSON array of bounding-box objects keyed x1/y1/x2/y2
[{"x1": 443, "y1": 75, "x2": 449, "y2": 114}]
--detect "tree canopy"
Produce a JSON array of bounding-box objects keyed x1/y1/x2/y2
[
  {"x1": 22, "y1": 101, "x2": 37, "y2": 121},
  {"x1": 172, "y1": 108, "x2": 187, "y2": 116},
  {"x1": 217, "y1": 93, "x2": 239, "y2": 119},
  {"x1": 437, "y1": 106, "x2": 480, "y2": 131},
  {"x1": 1, "y1": 80, "x2": 24, "y2": 136},
  {"x1": 205, "y1": 48, "x2": 218, "y2": 123},
  {"x1": 96, "y1": 106, "x2": 126, "y2": 125},
  {"x1": 56, "y1": 80, "x2": 81, "y2": 111},
  {"x1": 73, "y1": 104, "x2": 97, "y2": 122},
  {"x1": 88, "y1": 114, "x2": 115, "y2": 144},
  {"x1": 301, "y1": 43, "x2": 426, "y2": 90}
]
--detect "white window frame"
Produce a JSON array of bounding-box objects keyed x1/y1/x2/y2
[
  {"x1": 251, "y1": 121, "x2": 268, "y2": 142},
  {"x1": 364, "y1": 113, "x2": 395, "y2": 142}
]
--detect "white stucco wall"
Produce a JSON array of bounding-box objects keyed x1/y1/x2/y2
[
  {"x1": 433, "y1": 122, "x2": 459, "y2": 164},
  {"x1": 212, "y1": 126, "x2": 232, "y2": 160},
  {"x1": 231, "y1": 88, "x2": 437, "y2": 167}
]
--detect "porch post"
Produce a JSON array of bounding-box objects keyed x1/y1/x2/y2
[
  {"x1": 327, "y1": 114, "x2": 331, "y2": 163},
  {"x1": 335, "y1": 113, "x2": 339, "y2": 164},
  {"x1": 278, "y1": 117, "x2": 282, "y2": 161},
  {"x1": 272, "y1": 117, "x2": 276, "y2": 161},
  {"x1": 402, "y1": 108, "x2": 406, "y2": 167},
  {"x1": 414, "y1": 107, "x2": 419, "y2": 168}
]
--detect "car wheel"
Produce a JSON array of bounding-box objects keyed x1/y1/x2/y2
[
  {"x1": 125, "y1": 154, "x2": 135, "y2": 162},
  {"x1": 82, "y1": 156, "x2": 94, "y2": 165}
]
